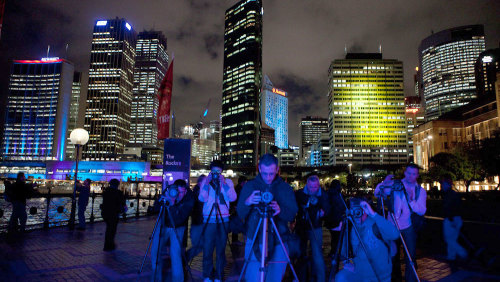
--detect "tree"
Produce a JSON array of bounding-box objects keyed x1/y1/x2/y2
[{"x1": 478, "y1": 132, "x2": 500, "y2": 190}]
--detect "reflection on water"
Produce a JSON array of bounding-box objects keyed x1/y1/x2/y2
[{"x1": 0, "y1": 195, "x2": 154, "y2": 231}]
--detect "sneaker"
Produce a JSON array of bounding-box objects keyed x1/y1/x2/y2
[{"x1": 203, "y1": 278, "x2": 212, "y2": 282}]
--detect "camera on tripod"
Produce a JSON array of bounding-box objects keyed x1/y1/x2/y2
[
  {"x1": 211, "y1": 171, "x2": 220, "y2": 181},
  {"x1": 159, "y1": 184, "x2": 179, "y2": 205},
  {"x1": 306, "y1": 195, "x2": 318, "y2": 207},
  {"x1": 379, "y1": 179, "x2": 405, "y2": 192},
  {"x1": 259, "y1": 191, "x2": 274, "y2": 204},
  {"x1": 349, "y1": 197, "x2": 364, "y2": 218}
]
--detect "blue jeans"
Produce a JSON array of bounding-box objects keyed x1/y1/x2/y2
[
  {"x1": 78, "y1": 201, "x2": 88, "y2": 228},
  {"x1": 186, "y1": 224, "x2": 203, "y2": 261},
  {"x1": 243, "y1": 238, "x2": 289, "y2": 282},
  {"x1": 299, "y1": 228, "x2": 325, "y2": 282},
  {"x1": 443, "y1": 216, "x2": 467, "y2": 260},
  {"x1": 151, "y1": 225, "x2": 186, "y2": 282},
  {"x1": 392, "y1": 225, "x2": 417, "y2": 282},
  {"x1": 203, "y1": 221, "x2": 229, "y2": 279},
  {"x1": 8, "y1": 201, "x2": 27, "y2": 233}
]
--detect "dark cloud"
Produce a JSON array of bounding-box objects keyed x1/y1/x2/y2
[{"x1": 0, "y1": 0, "x2": 499, "y2": 146}]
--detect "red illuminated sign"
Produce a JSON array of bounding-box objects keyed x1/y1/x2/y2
[
  {"x1": 14, "y1": 59, "x2": 64, "y2": 64},
  {"x1": 272, "y1": 88, "x2": 286, "y2": 96},
  {"x1": 406, "y1": 108, "x2": 419, "y2": 114}
]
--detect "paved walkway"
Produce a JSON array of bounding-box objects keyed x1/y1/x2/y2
[{"x1": 1, "y1": 217, "x2": 499, "y2": 281}]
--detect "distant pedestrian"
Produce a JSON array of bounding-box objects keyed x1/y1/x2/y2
[
  {"x1": 7, "y1": 172, "x2": 36, "y2": 234},
  {"x1": 441, "y1": 175, "x2": 467, "y2": 261},
  {"x1": 101, "y1": 179, "x2": 127, "y2": 251},
  {"x1": 77, "y1": 179, "x2": 91, "y2": 230}
]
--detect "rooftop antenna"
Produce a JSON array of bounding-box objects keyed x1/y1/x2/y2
[
  {"x1": 46, "y1": 45, "x2": 50, "y2": 58},
  {"x1": 379, "y1": 44, "x2": 382, "y2": 54},
  {"x1": 65, "y1": 43, "x2": 69, "y2": 58},
  {"x1": 344, "y1": 44, "x2": 347, "y2": 55}
]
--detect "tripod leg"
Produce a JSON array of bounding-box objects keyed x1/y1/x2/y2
[
  {"x1": 165, "y1": 206, "x2": 193, "y2": 281},
  {"x1": 138, "y1": 206, "x2": 164, "y2": 275},
  {"x1": 330, "y1": 218, "x2": 347, "y2": 277},
  {"x1": 188, "y1": 203, "x2": 216, "y2": 266},
  {"x1": 389, "y1": 213, "x2": 420, "y2": 282},
  {"x1": 213, "y1": 203, "x2": 231, "y2": 280},
  {"x1": 269, "y1": 217, "x2": 299, "y2": 282},
  {"x1": 238, "y1": 218, "x2": 263, "y2": 282}
]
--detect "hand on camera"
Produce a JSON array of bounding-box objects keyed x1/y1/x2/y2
[
  {"x1": 269, "y1": 201, "x2": 280, "y2": 216},
  {"x1": 160, "y1": 195, "x2": 175, "y2": 205},
  {"x1": 245, "y1": 190, "x2": 261, "y2": 206},
  {"x1": 360, "y1": 201, "x2": 376, "y2": 217}
]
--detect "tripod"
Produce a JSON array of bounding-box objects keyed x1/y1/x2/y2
[
  {"x1": 188, "y1": 180, "x2": 233, "y2": 278},
  {"x1": 238, "y1": 204, "x2": 299, "y2": 282},
  {"x1": 137, "y1": 200, "x2": 193, "y2": 281},
  {"x1": 378, "y1": 193, "x2": 420, "y2": 282},
  {"x1": 328, "y1": 193, "x2": 381, "y2": 282}
]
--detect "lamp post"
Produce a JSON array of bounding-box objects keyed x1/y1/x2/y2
[{"x1": 68, "y1": 128, "x2": 89, "y2": 230}]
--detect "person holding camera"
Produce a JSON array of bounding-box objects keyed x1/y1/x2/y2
[
  {"x1": 375, "y1": 163, "x2": 427, "y2": 282},
  {"x1": 295, "y1": 174, "x2": 330, "y2": 282},
  {"x1": 6, "y1": 172, "x2": 36, "y2": 234},
  {"x1": 150, "y1": 179, "x2": 194, "y2": 282},
  {"x1": 198, "y1": 160, "x2": 236, "y2": 282},
  {"x1": 335, "y1": 197, "x2": 399, "y2": 282},
  {"x1": 237, "y1": 153, "x2": 298, "y2": 282},
  {"x1": 101, "y1": 178, "x2": 127, "y2": 251}
]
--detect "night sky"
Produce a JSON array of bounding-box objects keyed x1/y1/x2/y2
[{"x1": 0, "y1": 0, "x2": 499, "y2": 146}]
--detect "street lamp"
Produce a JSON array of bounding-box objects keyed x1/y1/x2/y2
[{"x1": 68, "y1": 128, "x2": 89, "y2": 230}]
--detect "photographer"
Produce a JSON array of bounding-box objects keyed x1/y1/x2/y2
[
  {"x1": 7, "y1": 172, "x2": 37, "y2": 234},
  {"x1": 375, "y1": 163, "x2": 427, "y2": 282},
  {"x1": 335, "y1": 197, "x2": 399, "y2": 282},
  {"x1": 236, "y1": 153, "x2": 298, "y2": 282},
  {"x1": 198, "y1": 160, "x2": 236, "y2": 282},
  {"x1": 151, "y1": 179, "x2": 194, "y2": 282},
  {"x1": 295, "y1": 174, "x2": 330, "y2": 282}
]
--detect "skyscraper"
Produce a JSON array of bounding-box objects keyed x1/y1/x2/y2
[
  {"x1": 300, "y1": 116, "x2": 328, "y2": 162},
  {"x1": 66, "y1": 72, "x2": 87, "y2": 160},
  {"x1": 261, "y1": 75, "x2": 288, "y2": 149},
  {"x1": 475, "y1": 48, "x2": 500, "y2": 97},
  {"x1": 84, "y1": 18, "x2": 136, "y2": 160},
  {"x1": 405, "y1": 95, "x2": 424, "y2": 160},
  {"x1": 130, "y1": 30, "x2": 168, "y2": 148},
  {"x1": 1, "y1": 58, "x2": 74, "y2": 161},
  {"x1": 328, "y1": 53, "x2": 408, "y2": 165},
  {"x1": 222, "y1": 0, "x2": 263, "y2": 168},
  {"x1": 419, "y1": 25, "x2": 485, "y2": 121}
]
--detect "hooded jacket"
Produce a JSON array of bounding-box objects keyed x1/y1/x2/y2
[
  {"x1": 236, "y1": 174, "x2": 298, "y2": 240},
  {"x1": 295, "y1": 187, "x2": 330, "y2": 230}
]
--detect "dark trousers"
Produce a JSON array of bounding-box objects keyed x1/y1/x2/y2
[
  {"x1": 104, "y1": 217, "x2": 119, "y2": 250},
  {"x1": 297, "y1": 228, "x2": 325, "y2": 282},
  {"x1": 329, "y1": 229, "x2": 340, "y2": 256},
  {"x1": 392, "y1": 225, "x2": 417, "y2": 282},
  {"x1": 8, "y1": 201, "x2": 27, "y2": 233},
  {"x1": 202, "y1": 221, "x2": 229, "y2": 279},
  {"x1": 78, "y1": 201, "x2": 88, "y2": 228}
]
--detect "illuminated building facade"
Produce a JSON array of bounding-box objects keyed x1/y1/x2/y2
[
  {"x1": 475, "y1": 48, "x2": 500, "y2": 97},
  {"x1": 130, "y1": 30, "x2": 168, "y2": 148},
  {"x1": 260, "y1": 75, "x2": 288, "y2": 149},
  {"x1": 222, "y1": 0, "x2": 263, "y2": 168},
  {"x1": 328, "y1": 53, "x2": 408, "y2": 165},
  {"x1": 308, "y1": 132, "x2": 330, "y2": 167},
  {"x1": 419, "y1": 25, "x2": 485, "y2": 121},
  {"x1": 300, "y1": 116, "x2": 328, "y2": 162},
  {"x1": 1, "y1": 58, "x2": 74, "y2": 161},
  {"x1": 259, "y1": 124, "x2": 275, "y2": 156},
  {"x1": 405, "y1": 95, "x2": 425, "y2": 160},
  {"x1": 278, "y1": 146, "x2": 299, "y2": 167},
  {"x1": 66, "y1": 72, "x2": 86, "y2": 160},
  {"x1": 84, "y1": 18, "x2": 136, "y2": 160}
]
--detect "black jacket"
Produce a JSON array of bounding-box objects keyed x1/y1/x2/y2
[
  {"x1": 325, "y1": 188, "x2": 346, "y2": 229},
  {"x1": 6, "y1": 181, "x2": 35, "y2": 205},
  {"x1": 442, "y1": 189, "x2": 461, "y2": 219},
  {"x1": 236, "y1": 174, "x2": 298, "y2": 239},
  {"x1": 164, "y1": 189, "x2": 194, "y2": 228},
  {"x1": 190, "y1": 185, "x2": 204, "y2": 225},
  {"x1": 101, "y1": 188, "x2": 126, "y2": 220},
  {"x1": 295, "y1": 187, "x2": 330, "y2": 230}
]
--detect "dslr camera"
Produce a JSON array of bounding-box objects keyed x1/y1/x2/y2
[
  {"x1": 305, "y1": 195, "x2": 318, "y2": 208},
  {"x1": 159, "y1": 184, "x2": 179, "y2": 205},
  {"x1": 211, "y1": 171, "x2": 221, "y2": 181},
  {"x1": 380, "y1": 179, "x2": 405, "y2": 192},
  {"x1": 349, "y1": 197, "x2": 364, "y2": 218},
  {"x1": 256, "y1": 190, "x2": 274, "y2": 205}
]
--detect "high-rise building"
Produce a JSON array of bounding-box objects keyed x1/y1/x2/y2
[
  {"x1": 261, "y1": 75, "x2": 288, "y2": 149},
  {"x1": 222, "y1": 0, "x2": 263, "y2": 168},
  {"x1": 308, "y1": 132, "x2": 330, "y2": 166},
  {"x1": 299, "y1": 116, "x2": 328, "y2": 161},
  {"x1": 66, "y1": 72, "x2": 86, "y2": 160},
  {"x1": 405, "y1": 95, "x2": 425, "y2": 160},
  {"x1": 475, "y1": 48, "x2": 500, "y2": 97},
  {"x1": 130, "y1": 30, "x2": 168, "y2": 148},
  {"x1": 418, "y1": 25, "x2": 485, "y2": 121},
  {"x1": 1, "y1": 58, "x2": 74, "y2": 161},
  {"x1": 209, "y1": 120, "x2": 221, "y2": 153},
  {"x1": 83, "y1": 18, "x2": 136, "y2": 160},
  {"x1": 328, "y1": 53, "x2": 408, "y2": 165},
  {"x1": 278, "y1": 146, "x2": 299, "y2": 167},
  {"x1": 259, "y1": 124, "x2": 275, "y2": 156}
]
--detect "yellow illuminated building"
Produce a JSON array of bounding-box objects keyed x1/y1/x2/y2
[{"x1": 328, "y1": 53, "x2": 408, "y2": 165}]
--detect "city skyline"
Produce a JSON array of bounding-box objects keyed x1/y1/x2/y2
[{"x1": 0, "y1": 0, "x2": 499, "y2": 147}]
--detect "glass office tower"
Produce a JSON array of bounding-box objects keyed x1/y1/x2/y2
[{"x1": 261, "y1": 75, "x2": 288, "y2": 149}]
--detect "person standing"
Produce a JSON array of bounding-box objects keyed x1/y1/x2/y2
[
  {"x1": 198, "y1": 160, "x2": 237, "y2": 282},
  {"x1": 77, "y1": 179, "x2": 91, "y2": 230},
  {"x1": 441, "y1": 175, "x2": 467, "y2": 261},
  {"x1": 295, "y1": 174, "x2": 330, "y2": 282},
  {"x1": 237, "y1": 153, "x2": 298, "y2": 282},
  {"x1": 151, "y1": 179, "x2": 194, "y2": 282},
  {"x1": 101, "y1": 179, "x2": 126, "y2": 251},
  {"x1": 186, "y1": 174, "x2": 206, "y2": 262},
  {"x1": 7, "y1": 172, "x2": 35, "y2": 233},
  {"x1": 325, "y1": 180, "x2": 345, "y2": 257},
  {"x1": 375, "y1": 164, "x2": 427, "y2": 282}
]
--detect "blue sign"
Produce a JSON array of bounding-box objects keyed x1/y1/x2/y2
[{"x1": 163, "y1": 139, "x2": 191, "y2": 189}]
